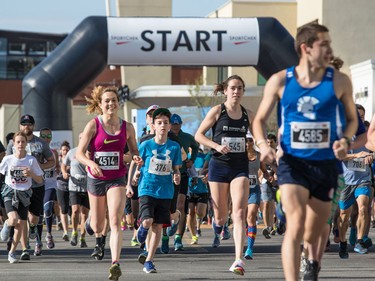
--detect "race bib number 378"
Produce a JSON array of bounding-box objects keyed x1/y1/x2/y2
[{"x1": 290, "y1": 121, "x2": 330, "y2": 149}]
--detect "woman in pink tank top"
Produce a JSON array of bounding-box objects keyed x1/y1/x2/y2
[{"x1": 76, "y1": 86, "x2": 143, "y2": 280}]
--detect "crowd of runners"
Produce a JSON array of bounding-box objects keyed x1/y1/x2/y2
[{"x1": 1, "y1": 22, "x2": 375, "y2": 281}]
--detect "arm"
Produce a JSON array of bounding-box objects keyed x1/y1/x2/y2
[
  {"x1": 75, "y1": 119, "x2": 102, "y2": 176},
  {"x1": 252, "y1": 71, "x2": 284, "y2": 164},
  {"x1": 333, "y1": 72, "x2": 358, "y2": 159},
  {"x1": 40, "y1": 154, "x2": 55, "y2": 170},
  {"x1": 195, "y1": 105, "x2": 227, "y2": 153},
  {"x1": 366, "y1": 113, "x2": 375, "y2": 151},
  {"x1": 126, "y1": 122, "x2": 143, "y2": 167},
  {"x1": 172, "y1": 165, "x2": 181, "y2": 185}
]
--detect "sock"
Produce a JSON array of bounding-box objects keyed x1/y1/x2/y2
[
  {"x1": 101, "y1": 235, "x2": 107, "y2": 246},
  {"x1": 96, "y1": 236, "x2": 102, "y2": 246},
  {"x1": 46, "y1": 216, "x2": 53, "y2": 234},
  {"x1": 213, "y1": 220, "x2": 223, "y2": 235},
  {"x1": 247, "y1": 225, "x2": 257, "y2": 250}
]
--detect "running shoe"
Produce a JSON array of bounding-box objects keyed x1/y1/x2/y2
[
  {"x1": 190, "y1": 235, "x2": 198, "y2": 245},
  {"x1": 62, "y1": 233, "x2": 69, "y2": 241},
  {"x1": 138, "y1": 251, "x2": 148, "y2": 265},
  {"x1": 160, "y1": 235, "x2": 169, "y2": 254},
  {"x1": 276, "y1": 222, "x2": 286, "y2": 235},
  {"x1": 300, "y1": 255, "x2": 308, "y2": 273},
  {"x1": 221, "y1": 225, "x2": 231, "y2": 240},
  {"x1": 29, "y1": 224, "x2": 37, "y2": 240},
  {"x1": 196, "y1": 228, "x2": 201, "y2": 237},
  {"x1": 120, "y1": 221, "x2": 126, "y2": 231},
  {"x1": 212, "y1": 234, "x2": 220, "y2": 248},
  {"x1": 8, "y1": 252, "x2": 18, "y2": 264},
  {"x1": 349, "y1": 227, "x2": 357, "y2": 246},
  {"x1": 339, "y1": 241, "x2": 349, "y2": 259},
  {"x1": 6, "y1": 238, "x2": 13, "y2": 252},
  {"x1": 143, "y1": 261, "x2": 157, "y2": 273},
  {"x1": 167, "y1": 211, "x2": 180, "y2": 237},
  {"x1": 34, "y1": 243, "x2": 42, "y2": 256},
  {"x1": 56, "y1": 221, "x2": 63, "y2": 231},
  {"x1": 332, "y1": 227, "x2": 340, "y2": 243},
  {"x1": 128, "y1": 223, "x2": 134, "y2": 231},
  {"x1": 108, "y1": 263, "x2": 122, "y2": 281},
  {"x1": 354, "y1": 239, "x2": 368, "y2": 254},
  {"x1": 270, "y1": 227, "x2": 277, "y2": 236},
  {"x1": 262, "y1": 227, "x2": 271, "y2": 239},
  {"x1": 70, "y1": 232, "x2": 78, "y2": 246},
  {"x1": 91, "y1": 244, "x2": 103, "y2": 260},
  {"x1": 130, "y1": 237, "x2": 140, "y2": 247},
  {"x1": 174, "y1": 235, "x2": 184, "y2": 251},
  {"x1": 302, "y1": 260, "x2": 320, "y2": 281},
  {"x1": 20, "y1": 250, "x2": 30, "y2": 260},
  {"x1": 1, "y1": 220, "x2": 10, "y2": 241},
  {"x1": 363, "y1": 236, "x2": 373, "y2": 249},
  {"x1": 80, "y1": 237, "x2": 88, "y2": 248},
  {"x1": 46, "y1": 234, "x2": 55, "y2": 249},
  {"x1": 85, "y1": 216, "x2": 94, "y2": 236},
  {"x1": 136, "y1": 225, "x2": 149, "y2": 244},
  {"x1": 229, "y1": 259, "x2": 245, "y2": 275},
  {"x1": 244, "y1": 248, "x2": 253, "y2": 260},
  {"x1": 371, "y1": 220, "x2": 375, "y2": 228}
]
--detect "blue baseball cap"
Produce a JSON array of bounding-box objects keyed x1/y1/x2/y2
[{"x1": 171, "y1": 114, "x2": 182, "y2": 125}]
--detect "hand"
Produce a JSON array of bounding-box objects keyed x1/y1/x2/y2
[
  {"x1": 215, "y1": 144, "x2": 231, "y2": 154},
  {"x1": 259, "y1": 145, "x2": 276, "y2": 165},
  {"x1": 62, "y1": 172, "x2": 70, "y2": 180},
  {"x1": 133, "y1": 155, "x2": 144, "y2": 167},
  {"x1": 173, "y1": 172, "x2": 181, "y2": 185},
  {"x1": 22, "y1": 168, "x2": 31, "y2": 177},
  {"x1": 89, "y1": 163, "x2": 103, "y2": 177},
  {"x1": 333, "y1": 140, "x2": 348, "y2": 160},
  {"x1": 126, "y1": 185, "x2": 134, "y2": 198}
]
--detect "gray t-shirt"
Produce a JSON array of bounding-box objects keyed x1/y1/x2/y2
[{"x1": 63, "y1": 147, "x2": 87, "y2": 192}]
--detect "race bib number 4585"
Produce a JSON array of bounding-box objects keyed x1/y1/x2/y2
[{"x1": 290, "y1": 121, "x2": 330, "y2": 149}]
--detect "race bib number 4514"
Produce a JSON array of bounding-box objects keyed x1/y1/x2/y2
[{"x1": 290, "y1": 121, "x2": 330, "y2": 149}]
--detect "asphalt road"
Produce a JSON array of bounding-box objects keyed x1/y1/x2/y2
[{"x1": 0, "y1": 224, "x2": 375, "y2": 281}]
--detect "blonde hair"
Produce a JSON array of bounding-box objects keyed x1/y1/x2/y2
[
  {"x1": 13, "y1": 131, "x2": 28, "y2": 143},
  {"x1": 85, "y1": 86, "x2": 119, "y2": 114}
]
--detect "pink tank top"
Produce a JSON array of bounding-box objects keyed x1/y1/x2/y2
[{"x1": 88, "y1": 116, "x2": 127, "y2": 180}]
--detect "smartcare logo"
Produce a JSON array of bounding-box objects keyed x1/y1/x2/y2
[{"x1": 111, "y1": 29, "x2": 256, "y2": 51}]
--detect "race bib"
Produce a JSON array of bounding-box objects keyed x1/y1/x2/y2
[
  {"x1": 291, "y1": 121, "x2": 330, "y2": 149},
  {"x1": 249, "y1": 174, "x2": 257, "y2": 188},
  {"x1": 10, "y1": 166, "x2": 27, "y2": 183},
  {"x1": 347, "y1": 158, "x2": 366, "y2": 172},
  {"x1": 221, "y1": 137, "x2": 245, "y2": 153},
  {"x1": 94, "y1": 151, "x2": 120, "y2": 170},
  {"x1": 149, "y1": 157, "x2": 172, "y2": 176}
]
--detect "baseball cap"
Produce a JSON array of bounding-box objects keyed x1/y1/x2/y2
[
  {"x1": 152, "y1": 108, "x2": 171, "y2": 122},
  {"x1": 170, "y1": 114, "x2": 182, "y2": 125},
  {"x1": 146, "y1": 104, "x2": 159, "y2": 115},
  {"x1": 20, "y1": 114, "x2": 35, "y2": 125}
]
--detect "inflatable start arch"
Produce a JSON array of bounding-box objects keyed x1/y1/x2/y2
[{"x1": 22, "y1": 16, "x2": 298, "y2": 130}]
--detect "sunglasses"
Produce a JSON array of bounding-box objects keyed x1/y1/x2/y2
[{"x1": 40, "y1": 134, "x2": 52, "y2": 139}]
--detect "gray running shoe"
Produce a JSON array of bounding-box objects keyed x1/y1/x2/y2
[
  {"x1": 46, "y1": 234, "x2": 55, "y2": 249},
  {"x1": 1, "y1": 221, "x2": 10, "y2": 242},
  {"x1": 34, "y1": 243, "x2": 42, "y2": 256},
  {"x1": 70, "y1": 233, "x2": 78, "y2": 246},
  {"x1": 8, "y1": 252, "x2": 18, "y2": 263}
]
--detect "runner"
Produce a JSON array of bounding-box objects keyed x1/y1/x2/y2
[
  {"x1": 129, "y1": 108, "x2": 182, "y2": 273},
  {"x1": 56, "y1": 141, "x2": 71, "y2": 242},
  {"x1": 252, "y1": 23, "x2": 358, "y2": 281},
  {"x1": 75, "y1": 86, "x2": 143, "y2": 281},
  {"x1": 6, "y1": 115, "x2": 55, "y2": 259},
  {"x1": 0, "y1": 132, "x2": 44, "y2": 263},
  {"x1": 195, "y1": 74, "x2": 253, "y2": 275}
]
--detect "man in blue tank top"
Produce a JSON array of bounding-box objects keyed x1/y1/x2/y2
[{"x1": 252, "y1": 23, "x2": 358, "y2": 281}]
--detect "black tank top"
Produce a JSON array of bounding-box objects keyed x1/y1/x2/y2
[{"x1": 211, "y1": 103, "x2": 249, "y2": 166}]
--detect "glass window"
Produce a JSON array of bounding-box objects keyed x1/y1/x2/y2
[
  {"x1": 46, "y1": 41, "x2": 58, "y2": 55},
  {"x1": 8, "y1": 42, "x2": 26, "y2": 55},
  {"x1": 0, "y1": 37, "x2": 7, "y2": 55},
  {"x1": 7, "y1": 56, "x2": 26, "y2": 79},
  {"x1": 28, "y1": 42, "x2": 46, "y2": 56}
]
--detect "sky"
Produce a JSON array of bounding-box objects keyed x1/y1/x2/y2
[{"x1": 0, "y1": 0, "x2": 228, "y2": 34}]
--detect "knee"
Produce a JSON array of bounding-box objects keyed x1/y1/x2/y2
[
  {"x1": 44, "y1": 201, "x2": 54, "y2": 218},
  {"x1": 358, "y1": 205, "x2": 368, "y2": 218}
]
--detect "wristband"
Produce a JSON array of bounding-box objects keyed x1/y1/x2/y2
[{"x1": 341, "y1": 136, "x2": 351, "y2": 149}]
